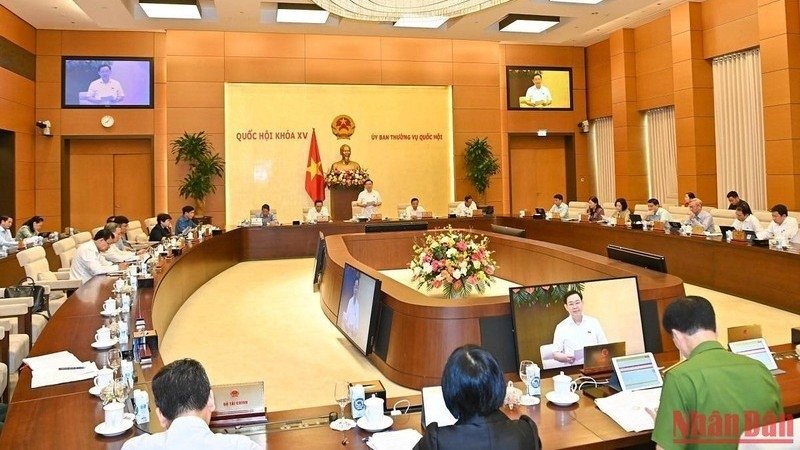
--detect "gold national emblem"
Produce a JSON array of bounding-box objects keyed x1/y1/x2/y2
[{"x1": 331, "y1": 115, "x2": 355, "y2": 139}]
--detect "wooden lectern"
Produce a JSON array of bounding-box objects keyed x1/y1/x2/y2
[{"x1": 329, "y1": 187, "x2": 360, "y2": 221}]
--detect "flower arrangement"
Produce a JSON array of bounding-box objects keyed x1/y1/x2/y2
[
  {"x1": 510, "y1": 283, "x2": 584, "y2": 308},
  {"x1": 409, "y1": 226, "x2": 498, "y2": 299},
  {"x1": 325, "y1": 168, "x2": 370, "y2": 188}
]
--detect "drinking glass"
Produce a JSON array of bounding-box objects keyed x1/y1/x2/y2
[
  {"x1": 519, "y1": 360, "x2": 536, "y2": 405},
  {"x1": 331, "y1": 381, "x2": 355, "y2": 431},
  {"x1": 107, "y1": 349, "x2": 122, "y2": 376}
]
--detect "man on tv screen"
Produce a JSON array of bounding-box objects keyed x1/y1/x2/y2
[
  {"x1": 87, "y1": 64, "x2": 125, "y2": 104},
  {"x1": 520, "y1": 71, "x2": 552, "y2": 108},
  {"x1": 341, "y1": 276, "x2": 360, "y2": 336},
  {"x1": 551, "y1": 290, "x2": 608, "y2": 364}
]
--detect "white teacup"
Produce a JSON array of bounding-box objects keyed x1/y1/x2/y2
[
  {"x1": 113, "y1": 279, "x2": 124, "y2": 290},
  {"x1": 127, "y1": 265, "x2": 137, "y2": 276},
  {"x1": 95, "y1": 326, "x2": 111, "y2": 343},
  {"x1": 364, "y1": 394, "x2": 384, "y2": 426},
  {"x1": 519, "y1": 210, "x2": 526, "y2": 218},
  {"x1": 552, "y1": 372, "x2": 577, "y2": 399},
  {"x1": 103, "y1": 401, "x2": 125, "y2": 428},
  {"x1": 94, "y1": 366, "x2": 114, "y2": 388},
  {"x1": 103, "y1": 299, "x2": 116, "y2": 313}
]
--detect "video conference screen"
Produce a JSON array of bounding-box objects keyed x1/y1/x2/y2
[
  {"x1": 335, "y1": 264, "x2": 382, "y2": 355},
  {"x1": 510, "y1": 276, "x2": 645, "y2": 370},
  {"x1": 62, "y1": 57, "x2": 154, "y2": 108},
  {"x1": 506, "y1": 66, "x2": 573, "y2": 111}
]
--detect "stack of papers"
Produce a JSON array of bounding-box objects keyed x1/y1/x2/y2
[
  {"x1": 421, "y1": 386, "x2": 457, "y2": 427},
  {"x1": 366, "y1": 429, "x2": 423, "y2": 450},
  {"x1": 23, "y1": 351, "x2": 99, "y2": 388},
  {"x1": 594, "y1": 388, "x2": 662, "y2": 432}
]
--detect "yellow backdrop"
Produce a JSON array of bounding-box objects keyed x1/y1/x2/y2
[{"x1": 224, "y1": 84, "x2": 453, "y2": 225}]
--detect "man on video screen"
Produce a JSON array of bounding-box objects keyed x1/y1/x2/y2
[
  {"x1": 87, "y1": 64, "x2": 125, "y2": 104},
  {"x1": 552, "y1": 290, "x2": 607, "y2": 364}
]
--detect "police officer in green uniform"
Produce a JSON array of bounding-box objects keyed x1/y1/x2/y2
[{"x1": 651, "y1": 296, "x2": 783, "y2": 450}]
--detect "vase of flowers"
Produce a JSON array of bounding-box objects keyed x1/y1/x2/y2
[
  {"x1": 325, "y1": 168, "x2": 371, "y2": 188},
  {"x1": 409, "y1": 226, "x2": 498, "y2": 299}
]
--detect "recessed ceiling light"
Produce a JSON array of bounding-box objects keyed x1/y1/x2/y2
[
  {"x1": 276, "y1": 3, "x2": 330, "y2": 24},
  {"x1": 549, "y1": 0, "x2": 604, "y2": 4},
  {"x1": 139, "y1": 0, "x2": 201, "y2": 19},
  {"x1": 499, "y1": 14, "x2": 559, "y2": 33},
  {"x1": 394, "y1": 17, "x2": 448, "y2": 28}
]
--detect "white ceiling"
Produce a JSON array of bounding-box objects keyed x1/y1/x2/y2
[{"x1": 0, "y1": 0, "x2": 691, "y2": 46}]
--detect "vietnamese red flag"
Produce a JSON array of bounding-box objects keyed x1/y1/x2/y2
[{"x1": 305, "y1": 129, "x2": 325, "y2": 201}]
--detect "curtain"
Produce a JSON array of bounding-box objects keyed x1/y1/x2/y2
[
  {"x1": 712, "y1": 48, "x2": 766, "y2": 210},
  {"x1": 590, "y1": 117, "x2": 615, "y2": 203},
  {"x1": 644, "y1": 106, "x2": 678, "y2": 203}
]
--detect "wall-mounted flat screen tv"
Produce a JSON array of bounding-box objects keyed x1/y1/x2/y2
[
  {"x1": 62, "y1": 57, "x2": 154, "y2": 108},
  {"x1": 506, "y1": 66, "x2": 573, "y2": 111},
  {"x1": 336, "y1": 264, "x2": 382, "y2": 355},
  {"x1": 510, "y1": 276, "x2": 645, "y2": 371}
]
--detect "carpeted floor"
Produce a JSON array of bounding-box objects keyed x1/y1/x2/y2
[{"x1": 160, "y1": 259, "x2": 800, "y2": 412}]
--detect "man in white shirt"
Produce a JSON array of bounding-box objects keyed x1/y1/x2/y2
[
  {"x1": 87, "y1": 64, "x2": 125, "y2": 104},
  {"x1": 683, "y1": 198, "x2": 715, "y2": 232},
  {"x1": 306, "y1": 200, "x2": 330, "y2": 223},
  {"x1": 645, "y1": 198, "x2": 672, "y2": 222},
  {"x1": 356, "y1": 179, "x2": 382, "y2": 218},
  {"x1": 0, "y1": 215, "x2": 16, "y2": 250},
  {"x1": 552, "y1": 291, "x2": 608, "y2": 365},
  {"x1": 70, "y1": 229, "x2": 126, "y2": 283},
  {"x1": 732, "y1": 203, "x2": 763, "y2": 233},
  {"x1": 122, "y1": 358, "x2": 261, "y2": 450},
  {"x1": 404, "y1": 197, "x2": 426, "y2": 219},
  {"x1": 455, "y1": 195, "x2": 478, "y2": 217},
  {"x1": 763, "y1": 204, "x2": 800, "y2": 244},
  {"x1": 549, "y1": 194, "x2": 569, "y2": 219},
  {"x1": 521, "y1": 72, "x2": 552, "y2": 108},
  {"x1": 102, "y1": 223, "x2": 142, "y2": 264}
]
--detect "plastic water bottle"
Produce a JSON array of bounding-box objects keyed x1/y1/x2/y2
[
  {"x1": 134, "y1": 389, "x2": 150, "y2": 424},
  {"x1": 350, "y1": 384, "x2": 366, "y2": 419},
  {"x1": 528, "y1": 363, "x2": 541, "y2": 396}
]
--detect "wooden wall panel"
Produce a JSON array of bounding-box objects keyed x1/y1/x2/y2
[
  {"x1": 0, "y1": 69, "x2": 34, "y2": 107},
  {"x1": 452, "y1": 40, "x2": 500, "y2": 63},
  {"x1": 304, "y1": 35, "x2": 381, "y2": 60},
  {"x1": 224, "y1": 57, "x2": 305, "y2": 83},
  {"x1": 305, "y1": 59, "x2": 382, "y2": 84},
  {"x1": 165, "y1": 31, "x2": 224, "y2": 56},
  {"x1": 452, "y1": 86, "x2": 501, "y2": 109},
  {"x1": 224, "y1": 32, "x2": 305, "y2": 58},
  {"x1": 702, "y1": 0, "x2": 759, "y2": 58},
  {"x1": 0, "y1": 5, "x2": 35, "y2": 53},
  {"x1": 586, "y1": 40, "x2": 612, "y2": 119},
  {"x1": 60, "y1": 31, "x2": 154, "y2": 56},
  {"x1": 380, "y1": 37, "x2": 453, "y2": 62},
  {"x1": 380, "y1": 61, "x2": 453, "y2": 85},
  {"x1": 167, "y1": 56, "x2": 225, "y2": 82},
  {"x1": 166, "y1": 82, "x2": 224, "y2": 108}
]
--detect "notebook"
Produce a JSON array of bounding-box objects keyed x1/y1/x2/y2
[
  {"x1": 728, "y1": 338, "x2": 783, "y2": 374},
  {"x1": 610, "y1": 352, "x2": 663, "y2": 392}
]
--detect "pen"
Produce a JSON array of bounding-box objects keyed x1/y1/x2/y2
[{"x1": 58, "y1": 366, "x2": 85, "y2": 370}]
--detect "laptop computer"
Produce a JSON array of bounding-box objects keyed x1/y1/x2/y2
[
  {"x1": 668, "y1": 221, "x2": 682, "y2": 229},
  {"x1": 727, "y1": 325, "x2": 762, "y2": 343},
  {"x1": 719, "y1": 225, "x2": 735, "y2": 236},
  {"x1": 743, "y1": 230, "x2": 757, "y2": 241},
  {"x1": 533, "y1": 208, "x2": 546, "y2": 219},
  {"x1": 728, "y1": 338, "x2": 784, "y2": 375},
  {"x1": 609, "y1": 352, "x2": 663, "y2": 392},
  {"x1": 582, "y1": 342, "x2": 626, "y2": 376}
]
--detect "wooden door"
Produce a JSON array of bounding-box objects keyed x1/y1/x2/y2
[
  {"x1": 510, "y1": 136, "x2": 567, "y2": 213},
  {"x1": 113, "y1": 153, "x2": 153, "y2": 221},
  {"x1": 68, "y1": 139, "x2": 153, "y2": 231}
]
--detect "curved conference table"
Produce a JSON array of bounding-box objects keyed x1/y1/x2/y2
[{"x1": 3, "y1": 217, "x2": 800, "y2": 449}]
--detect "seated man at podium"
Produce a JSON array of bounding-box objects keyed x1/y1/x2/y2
[
  {"x1": 260, "y1": 204, "x2": 278, "y2": 225},
  {"x1": 175, "y1": 205, "x2": 198, "y2": 235},
  {"x1": 0, "y1": 215, "x2": 15, "y2": 251},
  {"x1": 549, "y1": 194, "x2": 568, "y2": 219},
  {"x1": 552, "y1": 291, "x2": 607, "y2": 365},
  {"x1": 455, "y1": 195, "x2": 478, "y2": 217},
  {"x1": 356, "y1": 180, "x2": 382, "y2": 218},
  {"x1": 122, "y1": 358, "x2": 261, "y2": 450},
  {"x1": 763, "y1": 203, "x2": 800, "y2": 243},
  {"x1": 683, "y1": 198, "x2": 715, "y2": 232},
  {"x1": 405, "y1": 197, "x2": 426, "y2": 219},
  {"x1": 645, "y1": 198, "x2": 672, "y2": 222},
  {"x1": 71, "y1": 229, "x2": 128, "y2": 283},
  {"x1": 306, "y1": 200, "x2": 329, "y2": 223}
]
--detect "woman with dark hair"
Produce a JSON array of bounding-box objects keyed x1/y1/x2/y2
[
  {"x1": 611, "y1": 197, "x2": 630, "y2": 222},
  {"x1": 15, "y1": 215, "x2": 44, "y2": 241},
  {"x1": 683, "y1": 192, "x2": 696, "y2": 207},
  {"x1": 414, "y1": 345, "x2": 541, "y2": 450},
  {"x1": 148, "y1": 213, "x2": 173, "y2": 242},
  {"x1": 586, "y1": 196, "x2": 605, "y2": 222}
]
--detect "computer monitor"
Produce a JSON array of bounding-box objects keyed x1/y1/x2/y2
[
  {"x1": 335, "y1": 264, "x2": 382, "y2": 355},
  {"x1": 312, "y1": 232, "x2": 326, "y2": 287},
  {"x1": 510, "y1": 276, "x2": 646, "y2": 371},
  {"x1": 606, "y1": 245, "x2": 667, "y2": 273}
]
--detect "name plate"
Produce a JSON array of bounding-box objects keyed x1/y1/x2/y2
[
  {"x1": 551, "y1": 213, "x2": 562, "y2": 221},
  {"x1": 472, "y1": 210, "x2": 484, "y2": 217},
  {"x1": 316, "y1": 216, "x2": 330, "y2": 223},
  {"x1": 653, "y1": 221, "x2": 665, "y2": 232},
  {"x1": 370, "y1": 213, "x2": 383, "y2": 221},
  {"x1": 580, "y1": 213, "x2": 589, "y2": 222},
  {"x1": 420, "y1": 211, "x2": 433, "y2": 219},
  {"x1": 691, "y1": 225, "x2": 706, "y2": 236},
  {"x1": 732, "y1": 230, "x2": 746, "y2": 241},
  {"x1": 615, "y1": 217, "x2": 626, "y2": 227},
  {"x1": 211, "y1": 381, "x2": 267, "y2": 426}
]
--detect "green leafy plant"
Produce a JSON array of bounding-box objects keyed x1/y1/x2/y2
[
  {"x1": 464, "y1": 137, "x2": 500, "y2": 201},
  {"x1": 170, "y1": 131, "x2": 224, "y2": 215},
  {"x1": 511, "y1": 283, "x2": 585, "y2": 308}
]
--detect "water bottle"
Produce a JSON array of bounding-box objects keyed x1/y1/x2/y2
[
  {"x1": 528, "y1": 363, "x2": 541, "y2": 396},
  {"x1": 134, "y1": 389, "x2": 150, "y2": 424},
  {"x1": 349, "y1": 384, "x2": 366, "y2": 419}
]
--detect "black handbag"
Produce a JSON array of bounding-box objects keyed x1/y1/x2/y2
[{"x1": 5, "y1": 276, "x2": 48, "y2": 317}]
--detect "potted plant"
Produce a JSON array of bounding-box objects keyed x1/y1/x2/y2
[
  {"x1": 170, "y1": 131, "x2": 224, "y2": 217},
  {"x1": 464, "y1": 137, "x2": 500, "y2": 213}
]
